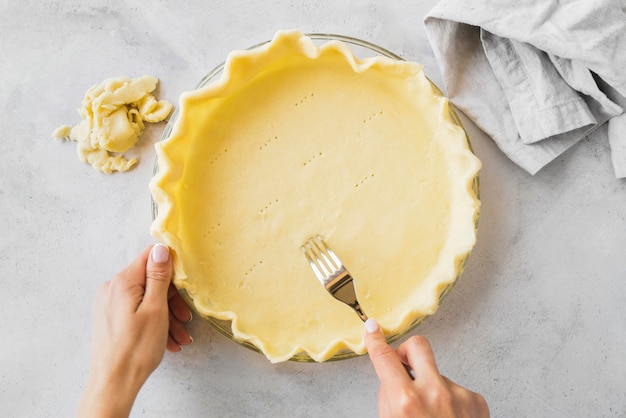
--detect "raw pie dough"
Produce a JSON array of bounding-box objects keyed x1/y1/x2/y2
[
  {"x1": 150, "y1": 31, "x2": 481, "y2": 362},
  {"x1": 54, "y1": 76, "x2": 172, "y2": 173}
]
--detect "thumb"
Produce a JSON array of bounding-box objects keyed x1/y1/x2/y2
[
  {"x1": 364, "y1": 318, "x2": 412, "y2": 384},
  {"x1": 144, "y1": 243, "x2": 172, "y2": 304}
]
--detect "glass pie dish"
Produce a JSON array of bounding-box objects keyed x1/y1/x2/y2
[{"x1": 151, "y1": 33, "x2": 480, "y2": 362}]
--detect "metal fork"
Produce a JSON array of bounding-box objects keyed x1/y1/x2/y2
[{"x1": 301, "y1": 236, "x2": 368, "y2": 322}]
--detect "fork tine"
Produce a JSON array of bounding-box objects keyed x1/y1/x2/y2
[
  {"x1": 302, "y1": 235, "x2": 370, "y2": 324},
  {"x1": 310, "y1": 237, "x2": 338, "y2": 274},
  {"x1": 304, "y1": 240, "x2": 332, "y2": 279},
  {"x1": 302, "y1": 244, "x2": 325, "y2": 281},
  {"x1": 315, "y1": 236, "x2": 341, "y2": 270}
]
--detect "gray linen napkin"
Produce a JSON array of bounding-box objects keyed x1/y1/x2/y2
[{"x1": 423, "y1": 0, "x2": 626, "y2": 178}]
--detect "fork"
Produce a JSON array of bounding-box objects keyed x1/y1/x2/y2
[
  {"x1": 301, "y1": 235, "x2": 368, "y2": 322},
  {"x1": 303, "y1": 237, "x2": 415, "y2": 379}
]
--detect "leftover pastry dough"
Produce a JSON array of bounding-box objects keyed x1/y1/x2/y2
[{"x1": 54, "y1": 75, "x2": 172, "y2": 173}]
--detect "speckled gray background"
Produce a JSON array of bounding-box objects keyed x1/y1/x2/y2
[{"x1": 1, "y1": 1, "x2": 625, "y2": 417}]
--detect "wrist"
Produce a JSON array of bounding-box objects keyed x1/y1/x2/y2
[{"x1": 77, "y1": 371, "x2": 143, "y2": 418}]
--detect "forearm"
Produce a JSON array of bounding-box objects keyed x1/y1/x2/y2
[{"x1": 77, "y1": 373, "x2": 141, "y2": 418}]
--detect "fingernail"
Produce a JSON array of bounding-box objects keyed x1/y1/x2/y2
[
  {"x1": 151, "y1": 243, "x2": 170, "y2": 263},
  {"x1": 365, "y1": 318, "x2": 379, "y2": 333}
]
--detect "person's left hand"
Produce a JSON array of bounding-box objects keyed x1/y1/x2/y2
[{"x1": 77, "y1": 244, "x2": 192, "y2": 418}]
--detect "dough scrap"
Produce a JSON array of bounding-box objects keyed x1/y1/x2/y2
[{"x1": 54, "y1": 75, "x2": 173, "y2": 173}]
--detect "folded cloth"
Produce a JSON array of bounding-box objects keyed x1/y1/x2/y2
[{"x1": 423, "y1": 0, "x2": 626, "y2": 177}]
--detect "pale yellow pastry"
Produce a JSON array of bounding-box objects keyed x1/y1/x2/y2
[
  {"x1": 150, "y1": 31, "x2": 481, "y2": 362},
  {"x1": 54, "y1": 75, "x2": 172, "y2": 173}
]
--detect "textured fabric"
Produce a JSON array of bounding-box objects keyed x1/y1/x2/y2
[{"x1": 424, "y1": 0, "x2": 626, "y2": 177}]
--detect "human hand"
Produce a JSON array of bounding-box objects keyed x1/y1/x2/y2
[
  {"x1": 77, "y1": 244, "x2": 193, "y2": 418},
  {"x1": 364, "y1": 319, "x2": 489, "y2": 418}
]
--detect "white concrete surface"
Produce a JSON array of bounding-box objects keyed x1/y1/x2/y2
[{"x1": 1, "y1": 1, "x2": 625, "y2": 417}]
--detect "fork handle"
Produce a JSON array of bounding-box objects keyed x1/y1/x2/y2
[{"x1": 352, "y1": 303, "x2": 368, "y2": 322}]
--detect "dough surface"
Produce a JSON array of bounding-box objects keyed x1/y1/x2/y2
[{"x1": 150, "y1": 31, "x2": 481, "y2": 362}]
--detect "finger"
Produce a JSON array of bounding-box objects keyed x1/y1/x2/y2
[
  {"x1": 115, "y1": 246, "x2": 151, "y2": 288},
  {"x1": 364, "y1": 318, "x2": 413, "y2": 385},
  {"x1": 377, "y1": 386, "x2": 393, "y2": 418},
  {"x1": 397, "y1": 336, "x2": 444, "y2": 387},
  {"x1": 166, "y1": 335, "x2": 182, "y2": 353},
  {"x1": 109, "y1": 247, "x2": 151, "y2": 311},
  {"x1": 168, "y1": 284, "x2": 192, "y2": 322},
  {"x1": 144, "y1": 243, "x2": 172, "y2": 305},
  {"x1": 442, "y1": 375, "x2": 461, "y2": 390},
  {"x1": 167, "y1": 283, "x2": 179, "y2": 299},
  {"x1": 169, "y1": 313, "x2": 193, "y2": 346}
]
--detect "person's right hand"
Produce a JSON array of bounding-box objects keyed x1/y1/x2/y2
[{"x1": 364, "y1": 318, "x2": 489, "y2": 418}]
